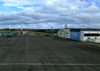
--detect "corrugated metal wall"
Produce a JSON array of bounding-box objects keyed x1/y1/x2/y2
[
  {"x1": 70, "y1": 31, "x2": 81, "y2": 41},
  {"x1": 58, "y1": 29, "x2": 70, "y2": 39}
]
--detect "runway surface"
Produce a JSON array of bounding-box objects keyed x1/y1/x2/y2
[{"x1": 0, "y1": 35, "x2": 100, "y2": 71}]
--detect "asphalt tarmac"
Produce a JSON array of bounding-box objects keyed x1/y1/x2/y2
[{"x1": 0, "y1": 35, "x2": 100, "y2": 71}]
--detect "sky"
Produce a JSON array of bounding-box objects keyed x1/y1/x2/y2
[{"x1": 0, "y1": 0, "x2": 100, "y2": 29}]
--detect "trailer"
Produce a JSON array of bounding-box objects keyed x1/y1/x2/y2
[{"x1": 2, "y1": 32, "x2": 17, "y2": 37}]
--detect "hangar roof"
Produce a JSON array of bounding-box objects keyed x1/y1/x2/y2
[{"x1": 67, "y1": 28, "x2": 100, "y2": 31}]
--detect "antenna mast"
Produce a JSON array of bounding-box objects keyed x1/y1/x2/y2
[{"x1": 64, "y1": 24, "x2": 67, "y2": 29}]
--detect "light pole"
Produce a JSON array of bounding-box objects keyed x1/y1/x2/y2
[
  {"x1": 51, "y1": 26, "x2": 53, "y2": 36},
  {"x1": 8, "y1": 25, "x2": 11, "y2": 33},
  {"x1": 64, "y1": 24, "x2": 67, "y2": 29},
  {"x1": 47, "y1": 23, "x2": 54, "y2": 36},
  {"x1": 19, "y1": 25, "x2": 23, "y2": 34}
]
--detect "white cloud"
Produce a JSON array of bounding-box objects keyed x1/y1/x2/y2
[
  {"x1": 0, "y1": 0, "x2": 100, "y2": 29},
  {"x1": 82, "y1": 3, "x2": 100, "y2": 13},
  {"x1": 75, "y1": 0, "x2": 88, "y2": 6},
  {"x1": 1, "y1": 0, "x2": 45, "y2": 7}
]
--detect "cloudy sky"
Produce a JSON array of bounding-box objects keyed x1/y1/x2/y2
[{"x1": 0, "y1": 0, "x2": 100, "y2": 29}]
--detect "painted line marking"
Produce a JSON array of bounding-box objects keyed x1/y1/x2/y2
[{"x1": 0, "y1": 63, "x2": 100, "y2": 65}]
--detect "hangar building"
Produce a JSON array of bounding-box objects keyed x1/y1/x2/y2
[
  {"x1": 58, "y1": 29, "x2": 70, "y2": 39},
  {"x1": 58, "y1": 29, "x2": 100, "y2": 43}
]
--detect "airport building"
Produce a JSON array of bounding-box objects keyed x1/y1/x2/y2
[
  {"x1": 58, "y1": 29, "x2": 100, "y2": 43},
  {"x1": 58, "y1": 29, "x2": 70, "y2": 39}
]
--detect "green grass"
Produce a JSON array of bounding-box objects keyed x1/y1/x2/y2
[
  {"x1": 0, "y1": 31, "x2": 20, "y2": 34},
  {"x1": 28, "y1": 32, "x2": 46, "y2": 35},
  {"x1": 0, "y1": 31, "x2": 56, "y2": 36}
]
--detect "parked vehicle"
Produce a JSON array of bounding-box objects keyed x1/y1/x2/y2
[{"x1": 2, "y1": 32, "x2": 17, "y2": 37}]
